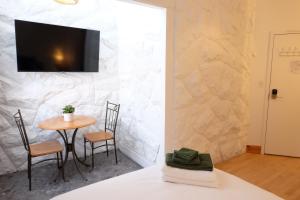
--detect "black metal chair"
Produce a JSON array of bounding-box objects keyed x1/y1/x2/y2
[
  {"x1": 83, "y1": 101, "x2": 120, "y2": 169},
  {"x1": 13, "y1": 109, "x2": 65, "y2": 191}
]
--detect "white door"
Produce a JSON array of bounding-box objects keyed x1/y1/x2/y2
[{"x1": 265, "y1": 33, "x2": 300, "y2": 157}]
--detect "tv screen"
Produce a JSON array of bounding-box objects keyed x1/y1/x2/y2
[{"x1": 14, "y1": 20, "x2": 100, "y2": 72}]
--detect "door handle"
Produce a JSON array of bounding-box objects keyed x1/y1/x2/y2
[
  {"x1": 272, "y1": 89, "x2": 278, "y2": 96},
  {"x1": 271, "y1": 89, "x2": 283, "y2": 99}
]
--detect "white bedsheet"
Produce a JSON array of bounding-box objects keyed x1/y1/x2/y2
[{"x1": 51, "y1": 166, "x2": 283, "y2": 200}]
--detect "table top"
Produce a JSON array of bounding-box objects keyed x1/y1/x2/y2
[{"x1": 38, "y1": 115, "x2": 96, "y2": 131}]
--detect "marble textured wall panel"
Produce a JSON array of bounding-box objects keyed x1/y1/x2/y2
[
  {"x1": 173, "y1": 0, "x2": 254, "y2": 163},
  {"x1": 115, "y1": 2, "x2": 165, "y2": 166}
]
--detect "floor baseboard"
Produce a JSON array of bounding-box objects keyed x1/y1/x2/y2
[{"x1": 246, "y1": 145, "x2": 261, "y2": 154}]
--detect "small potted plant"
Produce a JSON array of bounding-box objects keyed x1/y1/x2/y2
[{"x1": 63, "y1": 105, "x2": 75, "y2": 122}]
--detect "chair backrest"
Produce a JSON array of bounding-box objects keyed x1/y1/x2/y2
[
  {"x1": 105, "y1": 101, "x2": 120, "y2": 136},
  {"x1": 13, "y1": 109, "x2": 30, "y2": 152}
]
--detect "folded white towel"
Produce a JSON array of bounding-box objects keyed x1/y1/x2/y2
[
  {"x1": 162, "y1": 165, "x2": 217, "y2": 183},
  {"x1": 162, "y1": 175, "x2": 219, "y2": 188}
]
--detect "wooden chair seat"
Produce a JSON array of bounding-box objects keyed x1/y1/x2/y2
[
  {"x1": 30, "y1": 140, "x2": 63, "y2": 157},
  {"x1": 84, "y1": 131, "x2": 114, "y2": 143}
]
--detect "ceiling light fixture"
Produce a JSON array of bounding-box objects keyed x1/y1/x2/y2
[{"x1": 54, "y1": 0, "x2": 79, "y2": 5}]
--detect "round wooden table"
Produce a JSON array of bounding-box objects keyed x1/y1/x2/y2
[{"x1": 38, "y1": 115, "x2": 96, "y2": 180}]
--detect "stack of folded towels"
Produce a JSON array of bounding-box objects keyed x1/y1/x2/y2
[{"x1": 162, "y1": 147, "x2": 219, "y2": 188}]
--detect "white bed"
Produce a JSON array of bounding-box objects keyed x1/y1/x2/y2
[{"x1": 51, "y1": 166, "x2": 283, "y2": 200}]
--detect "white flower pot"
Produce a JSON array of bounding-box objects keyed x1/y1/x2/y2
[{"x1": 63, "y1": 113, "x2": 74, "y2": 122}]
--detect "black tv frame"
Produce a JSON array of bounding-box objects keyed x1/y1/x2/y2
[{"x1": 14, "y1": 20, "x2": 100, "y2": 72}]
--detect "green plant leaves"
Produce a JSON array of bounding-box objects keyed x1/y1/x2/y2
[{"x1": 63, "y1": 105, "x2": 75, "y2": 113}]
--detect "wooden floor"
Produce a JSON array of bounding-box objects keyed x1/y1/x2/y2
[{"x1": 216, "y1": 153, "x2": 300, "y2": 200}]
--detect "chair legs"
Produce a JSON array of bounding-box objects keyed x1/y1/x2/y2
[
  {"x1": 113, "y1": 139, "x2": 118, "y2": 164},
  {"x1": 91, "y1": 142, "x2": 94, "y2": 169},
  {"x1": 56, "y1": 153, "x2": 59, "y2": 169},
  {"x1": 84, "y1": 138, "x2": 87, "y2": 161},
  {"x1": 28, "y1": 154, "x2": 32, "y2": 191},
  {"x1": 60, "y1": 152, "x2": 65, "y2": 181},
  {"x1": 87, "y1": 139, "x2": 118, "y2": 171},
  {"x1": 28, "y1": 152, "x2": 65, "y2": 191},
  {"x1": 105, "y1": 140, "x2": 108, "y2": 157}
]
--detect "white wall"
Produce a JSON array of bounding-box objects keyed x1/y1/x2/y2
[
  {"x1": 249, "y1": 0, "x2": 300, "y2": 146},
  {"x1": 115, "y1": 1, "x2": 166, "y2": 167},
  {"x1": 135, "y1": 0, "x2": 255, "y2": 163}
]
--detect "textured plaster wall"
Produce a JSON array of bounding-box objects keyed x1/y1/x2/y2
[
  {"x1": 172, "y1": 0, "x2": 254, "y2": 163},
  {"x1": 115, "y1": 1, "x2": 166, "y2": 166}
]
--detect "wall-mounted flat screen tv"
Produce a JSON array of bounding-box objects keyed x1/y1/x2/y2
[{"x1": 14, "y1": 20, "x2": 100, "y2": 72}]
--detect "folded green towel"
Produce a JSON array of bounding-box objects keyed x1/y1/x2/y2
[
  {"x1": 172, "y1": 152, "x2": 201, "y2": 165},
  {"x1": 166, "y1": 153, "x2": 213, "y2": 171},
  {"x1": 174, "y1": 148, "x2": 199, "y2": 161}
]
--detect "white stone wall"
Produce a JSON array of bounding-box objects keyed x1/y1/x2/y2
[
  {"x1": 173, "y1": 0, "x2": 254, "y2": 163},
  {"x1": 115, "y1": 1, "x2": 165, "y2": 166},
  {"x1": 0, "y1": 0, "x2": 120, "y2": 175}
]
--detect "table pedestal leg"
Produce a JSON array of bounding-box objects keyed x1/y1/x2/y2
[
  {"x1": 71, "y1": 130, "x2": 90, "y2": 167},
  {"x1": 70, "y1": 128, "x2": 87, "y2": 181},
  {"x1": 54, "y1": 130, "x2": 69, "y2": 182},
  {"x1": 56, "y1": 129, "x2": 89, "y2": 181}
]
